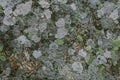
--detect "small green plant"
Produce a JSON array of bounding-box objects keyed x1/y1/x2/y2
[
  {"x1": 85, "y1": 7, "x2": 90, "y2": 12},
  {"x1": 114, "y1": 20, "x2": 119, "y2": 24},
  {"x1": 77, "y1": 35, "x2": 83, "y2": 42},
  {"x1": 0, "y1": 6, "x2": 3, "y2": 14},
  {"x1": 109, "y1": 39, "x2": 120, "y2": 67},
  {"x1": 88, "y1": 49, "x2": 93, "y2": 53},
  {"x1": 98, "y1": 65, "x2": 106, "y2": 77},
  {"x1": 96, "y1": 48, "x2": 104, "y2": 55},
  {"x1": 74, "y1": 14, "x2": 79, "y2": 20},
  {"x1": 112, "y1": 39, "x2": 120, "y2": 50},
  {"x1": 99, "y1": 65, "x2": 105, "y2": 72},
  {"x1": 113, "y1": 61, "x2": 118, "y2": 66},
  {"x1": 111, "y1": 50, "x2": 116, "y2": 57},
  {"x1": 49, "y1": 33, "x2": 53, "y2": 37},
  {"x1": 97, "y1": 4, "x2": 104, "y2": 9},
  {"x1": 27, "y1": 34, "x2": 32, "y2": 40},
  {"x1": 111, "y1": 39, "x2": 120, "y2": 57},
  {"x1": 0, "y1": 56, "x2": 6, "y2": 61},
  {"x1": 88, "y1": 54, "x2": 95, "y2": 65},
  {"x1": 96, "y1": 29, "x2": 101, "y2": 35},
  {"x1": 0, "y1": 44, "x2": 4, "y2": 52},
  {"x1": 25, "y1": 72, "x2": 32, "y2": 77},
  {"x1": 55, "y1": 39, "x2": 64, "y2": 45}
]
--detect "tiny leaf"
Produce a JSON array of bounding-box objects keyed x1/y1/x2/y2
[
  {"x1": 77, "y1": 35, "x2": 83, "y2": 42},
  {"x1": 27, "y1": 34, "x2": 32, "y2": 40},
  {"x1": 0, "y1": 6, "x2": 3, "y2": 14},
  {"x1": 96, "y1": 48, "x2": 104, "y2": 55},
  {"x1": 55, "y1": 39, "x2": 64, "y2": 45},
  {"x1": 113, "y1": 61, "x2": 117, "y2": 66},
  {"x1": 88, "y1": 54, "x2": 95, "y2": 65},
  {"x1": 112, "y1": 40, "x2": 120, "y2": 48},
  {"x1": 0, "y1": 56, "x2": 6, "y2": 61}
]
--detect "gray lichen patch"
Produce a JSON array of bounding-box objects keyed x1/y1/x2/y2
[{"x1": 13, "y1": 1, "x2": 32, "y2": 16}]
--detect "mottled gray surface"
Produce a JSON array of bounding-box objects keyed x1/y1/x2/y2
[{"x1": 0, "y1": 0, "x2": 120, "y2": 80}]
